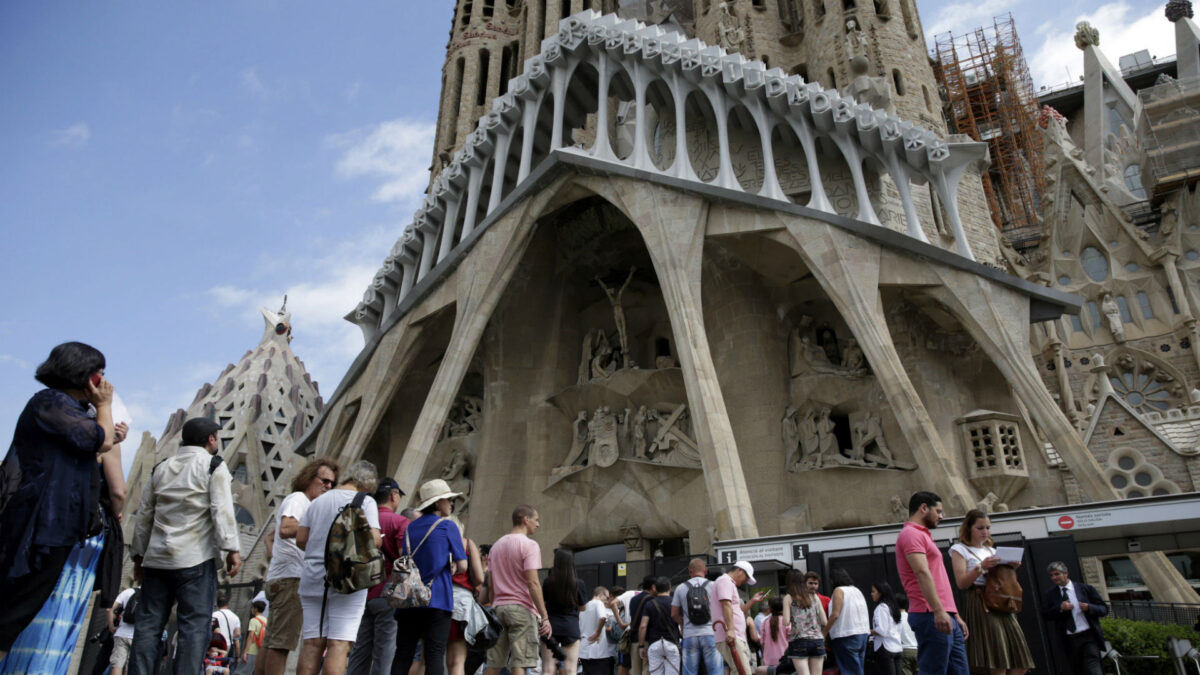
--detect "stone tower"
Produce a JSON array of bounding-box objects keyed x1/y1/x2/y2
[
  {"x1": 122, "y1": 300, "x2": 324, "y2": 582},
  {"x1": 691, "y1": 0, "x2": 943, "y2": 131},
  {"x1": 430, "y1": 0, "x2": 945, "y2": 179}
]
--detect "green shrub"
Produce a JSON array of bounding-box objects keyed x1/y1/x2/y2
[{"x1": 1100, "y1": 616, "x2": 1195, "y2": 675}]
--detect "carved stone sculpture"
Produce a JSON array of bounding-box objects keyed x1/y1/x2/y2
[
  {"x1": 1166, "y1": 0, "x2": 1193, "y2": 22},
  {"x1": 852, "y1": 414, "x2": 894, "y2": 467},
  {"x1": 816, "y1": 407, "x2": 839, "y2": 465},
  {"x1": 647, "y1": 404, "x2": 701, "y2": 466},
  {"x1": 1074, "y1": 21, "x2": 1100, "y2": 50},
  {"x1": 798, "y1": 407, "x2": 820, "y2": 469},
  {"x1": 841, "y1": 338, "x2": 866, "y2": 372},
  {"x1": 597, "y1": 267, "x2": 636, "y2": 369},
  {"x1": 845, "y1": 20, "x2": 870, "y2": 76},
  {"x1": 589, "y1": 406, "x2": 620, "y2": 467},
  {"x1": 794, "y1": 336, "x2": 844, "y2": 375},
  {"x1": 1101, "y1": 294, "x2": 1125, "y2": 343},
  {"x1": 591, "y1": 331, "x2": 619, "y2": 379},
  {"x1": 817, "y1": 323, "x2": 841, "y2": 364},
  {"x1": 440, "y1": 447, "x2": 473, "y2": 515},
  {"x1": 559, "y1": 411, "x2": 591, "y2": 470},
  {"x1": 782, "y1": 406, "x2": 802, "y2": 469},
  {"x1": 633, "y1": 405, "x2": 649, "y2": 459}
]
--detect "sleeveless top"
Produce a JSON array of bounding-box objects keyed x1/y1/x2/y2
[
  {"x1": 828, "y1": 585, "x2": 870, "y2": 639},
  {"x1": 789, "y1": 595, "x2": 824, "y2": 640},
  {"x1": 949, "y1": 542, "x2": 995, "y2": 587}
]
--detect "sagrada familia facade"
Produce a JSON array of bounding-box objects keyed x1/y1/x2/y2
[{"x1": 123, "y1": 0, "x2": 1200, "y2": 603}]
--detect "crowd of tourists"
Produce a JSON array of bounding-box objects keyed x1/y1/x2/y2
[{"x1": 0, "y1": 343, "x2": 1107, "y2": 675}]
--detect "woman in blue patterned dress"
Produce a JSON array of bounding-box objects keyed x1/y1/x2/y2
[{"x1": 0, "y1": 342, "x2": 117, "y2": 669}]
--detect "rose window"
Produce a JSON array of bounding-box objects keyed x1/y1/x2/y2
[{"x1": 1109, "y1": 371, "x2": 1171, "y2": 413}]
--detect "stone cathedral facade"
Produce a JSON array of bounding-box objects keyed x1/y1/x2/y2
[{"x1": 289, "y1": 0, "x2": 1199, "y2": 599}]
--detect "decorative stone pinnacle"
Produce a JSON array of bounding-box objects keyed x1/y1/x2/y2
[
  {"x1": 1074, "y1": 21, "x2": 1100, "y2": 50},
  {"x1": 1166, "y1": 0, "x2": 1193, "y2": 22}
]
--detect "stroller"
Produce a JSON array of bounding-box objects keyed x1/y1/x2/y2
[{"x1": 203, "y1": 623, "x2": 234, "y2": 675}]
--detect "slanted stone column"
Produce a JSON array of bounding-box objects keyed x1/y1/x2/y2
[
  {"x1": 767, "y1": 221, "x2": 977, "y2": 511},
  {"x1": 922, "y1": 272, "x2": 1117, "y2": 501},
  {"x1": 391, "y1": 184, "x2": 562, "y2": 496},
  {"x1": 577, "y1": 175, "x2": 758, "y2": 540}
]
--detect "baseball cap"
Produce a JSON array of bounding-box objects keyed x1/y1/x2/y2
[
  {"x1": 181, "y1": 417, "x2": 222, "y2": 446},
  {"x1": 734, "y1": 560, "x2": 757, "y2": 585},
  {"x1": 377, "y1": 477, "x2": 405, "y2": 496}
]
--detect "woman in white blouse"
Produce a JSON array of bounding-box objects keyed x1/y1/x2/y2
[
  {"x1": 868, "y1": 582, "x2": 902, "y2": 675},
  {"x1": 949, "y1": 510, "x2": 1033, "y2": 675}
]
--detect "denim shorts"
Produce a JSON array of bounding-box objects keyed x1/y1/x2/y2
[{"x1": 786, "y1": 638, "x2": 826, "y2": 658}]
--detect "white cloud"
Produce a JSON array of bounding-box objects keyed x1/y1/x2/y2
[
  {"x1": 202, "y1": 223, "x2": 397, "y2": 401},
  {"x1": 52, "y1": 122, "x2": 90, "y2": 148},
  {"x1": 329, "y1": 118, "x2": 436, "y2": 205},
  {"x1": 924, "y1": 0, "x2": 1021, "y2": 42},
  {"x1": 1027, "y1": 2, "x2": 1174, "y2": 89},
  {"x1": 241, "y1": 67, "x2": 270, "y2": 99},
  {"x1": 0, "y1": 353, "x2": 31, "y2": 370}
]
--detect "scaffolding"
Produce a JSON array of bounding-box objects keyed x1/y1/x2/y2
[
  {"x1": 1138, "y1": 75, "x2": 1200, "y2": 201},
  {"x1": 933, "y1": 15, "x2": 1046, "y2": 249}
]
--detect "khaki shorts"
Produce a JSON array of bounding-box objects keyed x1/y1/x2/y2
[
  {"x1": 486, "y1": 604, "x2": 541, "y2": 669},
  {"x1": 263, "y1": 578, "x2": 303, "y2": 651},
  {"x1": 110, "y1": 636, "x2": 132, "y2": 668},
  {"x1": 717, "y1": 637, "x2": 753, "y2": 675}
]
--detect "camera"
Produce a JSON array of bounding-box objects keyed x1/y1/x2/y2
[{"x1": 541, "y1": 635, "x2": 566, "y2": 662}]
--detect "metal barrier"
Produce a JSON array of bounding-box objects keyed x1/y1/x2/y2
[{"x1": 1110, "y1": 600, "x2": 1200, "y2": 628}]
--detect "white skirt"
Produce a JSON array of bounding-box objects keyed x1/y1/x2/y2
[{"x1": 300, "y1": 590, "x2": 368, "y2": 642}]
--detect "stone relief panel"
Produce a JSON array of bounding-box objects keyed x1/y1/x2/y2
[
  {"x1": 781, "y1": 311, "x2": 915, "y2": 474},
  {"x1": 424, "y1": 392, "x2": 483, "y2": 521}
]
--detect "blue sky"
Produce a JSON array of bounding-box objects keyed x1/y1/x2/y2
[{"x1": 0, "y1": 0, "x2": 1175, "y2": 477}]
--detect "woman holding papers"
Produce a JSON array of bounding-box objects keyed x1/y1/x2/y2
[{"x1": 949, "y1": 510, "x2": 1034, "y2": 675}]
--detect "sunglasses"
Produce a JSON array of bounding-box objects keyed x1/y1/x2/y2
[{"x1": 320, "y1": 478, "x2": 335, "y2": 488}]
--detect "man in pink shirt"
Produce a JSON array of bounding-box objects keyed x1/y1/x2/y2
[
  {"x1": 710, "y1": 561, "x2": 764, "y2": 675},
  {"x1": 485, "y1": 505, "x2": 552, "y2": 675},
  {"x1": 894, "y1": 492, "x2": 968, "y2": 675}
]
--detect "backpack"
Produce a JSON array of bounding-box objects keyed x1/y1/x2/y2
[
  {"x1": 982, "y1": 564, "x2": 1023, "y2": 613},
  {"x1": 121, "y1": 588, "x2": 142, "y2": 625},
  {"x1": 685, "y1": 579, "x2": 712, "y2": 625},
  {"x1": 383, "y1": 516, "x2": 449, "y2": 609},
  {"x1": 324, "y1": 492, "x2": 384, "y2": 594}
]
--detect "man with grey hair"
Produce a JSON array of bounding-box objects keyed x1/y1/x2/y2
[
  {"x1": 295, "y1": 460, "x2": 382, "y2": 675},
  {"x1": 1041, "y1": 562, "x2": 1107, "y2": 675}
]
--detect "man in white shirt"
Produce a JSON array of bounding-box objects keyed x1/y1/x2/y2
[
  {"x1": 260, "y1": 457, "x2": 338, "y2": 675},
  {"x1": 128, "y1": 418, "x2": 242, "y2": 675},
  {"x1": 108, "y1": 586, "x2": 138, "y2": 675},
  {"x1": 579, "y1": 586, "x2": 617, "y2": 675},
  {"x1": 212, "y1": 593, "x2": 242, "y2": 658}
]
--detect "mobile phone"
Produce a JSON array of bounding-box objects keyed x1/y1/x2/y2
[
  {"x1": 90, "y1": 373, "x2": 103, "y2": 387},
  {"x1": 762, "y1": 589, "x2": 772, "y2": 597}
]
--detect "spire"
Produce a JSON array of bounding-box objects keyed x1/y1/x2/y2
[{"x1": 260, "y1": 295, "x2": 293, "y2": 345}]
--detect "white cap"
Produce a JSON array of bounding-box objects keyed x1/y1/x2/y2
[{"x1": 734, "y1": 560, "x2": 756, "y2": 585}]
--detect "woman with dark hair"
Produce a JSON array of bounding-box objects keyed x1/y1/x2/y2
[
  {"x1": 950, "y1": 510, "x2": 1033, "y2": 675},
  {"x1": 823, "y1": 569, "x2": 870, "y2": 675},
  {"x1": 869, "y1": 582, "x2": 902, "y2": 675},
  {"x1": 541, "y1": 548, "x2": 587, "y2": 675},
  {"x1": 0, "y1": 342, "x2": 116, "y2": 665},
  {"x1": 783, "y1": 570, "x2": 827, "y2": 675}
]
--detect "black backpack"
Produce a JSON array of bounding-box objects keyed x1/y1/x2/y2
[
  {"x1": 121, "y1": 588, "x2": 142, "y2": 625},
  {"x1": 685, "y1": 579, "x2": 712, "y2": 625}
]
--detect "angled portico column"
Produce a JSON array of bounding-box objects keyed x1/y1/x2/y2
[
  {"x1": 921, "y1": 273, "x2": 1117, "y2": 501},
  {"x1": 391, "y1": 185, "x2": 560, "y2": 496},
  {"x1": 578, "y1": 175, "x2": 758, "y2": 540},
  {"x1": 767, "y1": 222, "x2": 977, "y2": 511}
]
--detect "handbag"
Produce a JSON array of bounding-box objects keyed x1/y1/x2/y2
[
  {"x1": 982, "y1": 564, "x2": 1023, "y2": 613},
  {"x1": 966, "y1": 546, "x2": 1023, "y2": 614},
  {"x1": 383, "y1": 517, "x2": 449, "y2": 609}
]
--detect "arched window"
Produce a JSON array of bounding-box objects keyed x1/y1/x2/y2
[
  {"x1": 476, "y1": 49, "x2": 491, "y2": 107},
  {"x1": 892, "y1": 69, "x2": 905, "y2": 96},
  {"x1": 1136, "y1": 291, "x2": 1154, "y2": 319}
]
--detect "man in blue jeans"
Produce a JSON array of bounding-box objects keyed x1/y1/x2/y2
[
  {"x1": 894, "y1": 492, "x2": 968, "y2": 675},
  {"x1": 128, "y1": 418, "x2": 242, "y2": 675},
  {"x1": 671, "y1": 558, "x2": 724, "y2": 675}
]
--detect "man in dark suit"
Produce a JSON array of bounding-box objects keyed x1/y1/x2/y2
[{"x1": 1041, "y1": 562, "x2": 1109, "y2": 675}]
